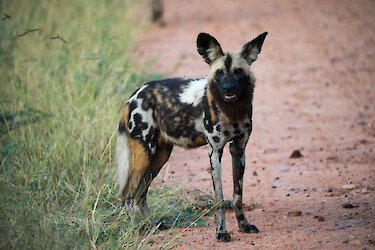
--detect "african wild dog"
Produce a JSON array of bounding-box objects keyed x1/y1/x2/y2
[{"x1": 117, "y1": 32, "x2": 268, "y2": 242}]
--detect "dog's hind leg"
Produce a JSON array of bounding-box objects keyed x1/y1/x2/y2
[
  {"x1": 134, "y1": 139, "x2": 173, "y2": 229},
  {"x1": 117, "y1": 132, "x2": 153, "y2": 222},
  {"x1": 230, "y1": 138, "x2": 259, "y2": 233}
]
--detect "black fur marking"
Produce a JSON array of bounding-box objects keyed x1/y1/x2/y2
[
  {"x1": 130, "y1": 114, "x2": 149, "y2": 139},
  {"x1": 234, "y1": 185, "x2": 242, "y2": 195},
  {"x1": 216, "y1": 232, "x2": 231, "y2": 242},
  {"x1": 128, "y1": 121, "x2": 133, "y2": 130},
  {"x1": 141, "y1": 98, "x2": 152, "y2": 111},
  {"x1": 197, "y1": 33, "x2": 224, "y2": 64},
  {"x1": 145, "y1": 126, "x2": 155, "y2": 145},
  {"x1": 133, "y1": 113, "x2": 142, "y2": 124},
  {"x1": 240, "y1": 224, "x2": 259, "y2": 234},
  {"x1": 218, "y1": 148, "x2": 223, "y2": 163},
  {"x1": 233, "y1": 129, "x2": 241, "y2": 135},
  {"x1": 224, "y1": 54, "x2": 232, "y2": 72},
  {"x1": 150, "y1": 138, "x2": 156, "y2": 149},
  {"x1": 210, "y1": 167, "x2": 216, "y2": 191},
  {"x1": 233, "y1": 123, "x2": 239, "y2": 129},
  {"x1": 237, "y1": 214, "x2": 245, "y2": 221},
  {"x1": 244, "y1": 122, "x2": 251, "y2": 128},
  {"x1": 128, "y1": 101, "x2": 137, "y2": 114},
  {"x1": 209, "y1": 154, "x2": 214, "y2": 171},
  {"x1": 224, "y1": 130, "x2": 230, "y2": 136},
  {"x1": 238, "y1": 150, "x2": 244, "y2": 158},
  {"x1": 203, "y1": 95, "x2": 214, "y2": 133},
  {"x1": 218, "y1": 148, "x2": 223, "y2": 156},
  {"x1": 119, "y1": 121, "x2": 126, "y2": 134},
  {"x1": 212, "y1": 136, "x2": 220, "y2": 143},
  {"x1": 216, "y1": 125, "x2": 221, "y2": 132},
  {"x1": 238, "y1": 163, "x2": 245, "y2": 177},
  {"x1": 237, "y1": 133, "x2": 245, "y2": 140},
  {"x1": 209, "y1": 76, "x2": 254, "y2": 121}
]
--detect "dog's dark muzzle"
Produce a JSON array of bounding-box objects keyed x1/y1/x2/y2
[{"x1": 222, "y1": 76, "x2": 239, "y2": 102}]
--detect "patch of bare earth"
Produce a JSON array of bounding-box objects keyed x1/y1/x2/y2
[{"x1": 135, "y1": 0, "x2": 375, "y2": 249}]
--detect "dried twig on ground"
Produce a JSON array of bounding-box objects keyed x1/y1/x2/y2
[
  {"x1": 50, "y1": 34, "x2": 69, "y2": 44},
  {"x1": 16, "y1": 28, "x2": 40, "y2": 37},
  {"x1": 1, "y1": 13, "x2": 11, "y2": 21}
]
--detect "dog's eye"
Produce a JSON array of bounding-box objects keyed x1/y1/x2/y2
[
  {"x1": 234, "y1": 68, "x2": 244, "y2": 76},
  {"x1": 215, "y1": 69, "x2": 224, "y2": 78}
]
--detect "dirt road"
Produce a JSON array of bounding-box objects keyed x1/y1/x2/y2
[{"x1": 136, "y1": 0, "x2": 375, "y2": 248}]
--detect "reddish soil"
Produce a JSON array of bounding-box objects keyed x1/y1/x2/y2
[{"x1": 136, "y1": 0, "x2": 375, "y2": 249}]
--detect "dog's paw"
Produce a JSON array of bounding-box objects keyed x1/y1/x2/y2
[
  {"x1": 216, "y1": 232, "x2": 231, "y2": 242},
  {"x1": 240, "y1": 223, "x2": 259, "y2": 233}
]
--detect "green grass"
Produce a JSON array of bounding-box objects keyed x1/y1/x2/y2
[{"x1": 0, "y1": 0, "x2": 213, "y2": 248}]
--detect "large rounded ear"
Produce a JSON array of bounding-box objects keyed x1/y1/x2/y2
[
  {"x1": 197, "y1": 33, "x2": 224, "y2": 65},
  {"x1": 241, "y1": 32, "x2": 268, "y2": 64}
]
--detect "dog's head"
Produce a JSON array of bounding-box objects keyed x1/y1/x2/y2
[{"x1": 197, "y1": 32, "x2": 267, "y2": 103}]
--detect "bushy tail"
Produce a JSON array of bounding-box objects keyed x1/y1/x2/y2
[{"x1": 116, "y1": 131, "x2": 131, "y2": 198}]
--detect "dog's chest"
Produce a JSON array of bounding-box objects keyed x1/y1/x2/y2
[{"x1": 204, "y1": 119, "x2": 252, "y2": 148}]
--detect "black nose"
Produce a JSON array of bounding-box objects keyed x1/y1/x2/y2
[
  {"x1": 222, "y1": 75, "x2": 236, "y2": 93},
  {"x1": 223, "y1": 87, "x2": 235, "y2": 94},
  {"x1": 223, "y1": 82, "x2": 235, "y2": 93}
]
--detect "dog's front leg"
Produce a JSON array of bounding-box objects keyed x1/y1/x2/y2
[
  {"x1": 209, "y1": 145, "x2": 230, "y2": 242},
  {"x1": 230, "y1": 138, "x2": 259, "y2": 233}
]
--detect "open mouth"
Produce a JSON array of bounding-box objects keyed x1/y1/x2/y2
[{"x1": 224, "y1": 94, "x2": 237, "y2": 100}]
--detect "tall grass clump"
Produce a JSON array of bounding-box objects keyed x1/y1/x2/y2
[{"x1": 0, "y1": 0, "x2": 213, "y2": 248}]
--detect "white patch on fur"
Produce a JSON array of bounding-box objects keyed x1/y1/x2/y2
[
  {"x1": 233, "y1": 193, "x2": 242, "y2": 207},
  {"x1": 249, "y1": 47, "x2": 259, "y2": 62},
  {"x1": 127, "y1": 84, "x2": 148, "y2": 104},
  {"x1": 194, "y1": 115, "x2": 205, "y2": 133},
  {"x1": 207, "y1": 47, "x2": 221, "y2": 62},
  {"x1": 179, "y1": 78, "x2": 208, "y2": 106},
  {"x1": 117, "y1": 132, "x2": 131, "y2": 194}
]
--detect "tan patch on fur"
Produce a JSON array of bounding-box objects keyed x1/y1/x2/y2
[
  {"x1": 209, "y1": 56, "x2": 225, "y2": 76},
  {"x1": 207, "y1": 57, "x2": 227, "y2": 124},
  {"x1": 129, "y1": 138, "x2": 149, "y2": 172},
  {"x1": 209, "y1": 51, "x2": 252, "y2": 76},
  {"x1": 194, "y1": 136, "x2": 207, "y2": 147},
  {"x1": 206, "y1": 47, "x2": 222, "y2": 63},
  {"x1": 218, "y1": 112, "x2": 232, "y2": 126},
  {"x1": 156, "y1": 134, "x2": 167, "y2": 146},
  {"x1": 123, "y1": 137, "x2": 150, "y2": 198},
  {"x1": 207, "y1": 90, "x2": 218, "y2": 123},
  {"x1": 120, "y1": 105, "x2": 129, "y2": 130},
  {"x1": 228, "y1": 51, "x2": 252, "y2": 75},
  {"x1": 153, "y1": 88, "x2": 163, "y2": 103}
]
